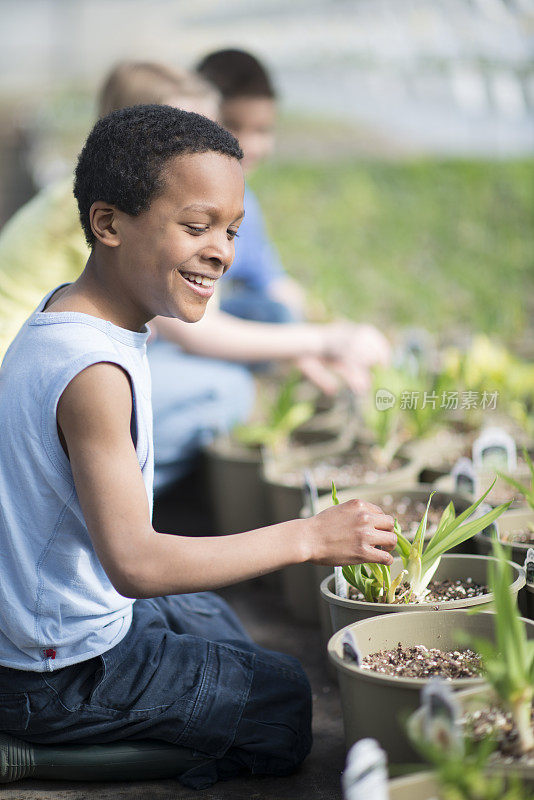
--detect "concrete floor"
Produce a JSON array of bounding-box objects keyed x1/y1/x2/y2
[{"x1": 2, "y1": 578, "x2": 346, "y2": 800}]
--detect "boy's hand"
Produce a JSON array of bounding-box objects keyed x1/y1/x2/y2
[{"x1": 305, "y1": 499, "x2": 396, "y2": 567}]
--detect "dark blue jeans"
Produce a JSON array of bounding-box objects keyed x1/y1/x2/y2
[{"x1": 0, "y1": 594, "x2": 312, "y2": 789}]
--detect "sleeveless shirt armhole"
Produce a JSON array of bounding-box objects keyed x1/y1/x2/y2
[{"x1": 41, "y1": 352, "x2": 142, "y2": 485}]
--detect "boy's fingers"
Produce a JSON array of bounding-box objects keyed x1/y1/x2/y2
[
  {"x1": 370, "y1": 513, "x2": 395, "y2": 531},
  {"x1": 368, "y1": 530, "x2": 398, "y2": 551},
  {"x1": 362, "y1": 546, "x2": 394, "y2": 566}
]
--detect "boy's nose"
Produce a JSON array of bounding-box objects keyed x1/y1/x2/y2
[{"x1": 202, "y1": 236, "x2": 234, "y2": 269}]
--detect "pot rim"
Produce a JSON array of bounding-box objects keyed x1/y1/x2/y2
[
  {"x1": 320, "y1": 554, "x2": 525, "y2": 612},
  {"x1": 308, "y1": 484, "x2": 490, "y2": 517},
  {"x1": 328, "y1": 608, "x2": 498, "y2": 688}
]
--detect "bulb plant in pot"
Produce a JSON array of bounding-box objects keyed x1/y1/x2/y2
[
  {"x1": 327, "y1": 606, "x2": 530, "y2": 763},
  {"x1": 401, "y1": 680, "x2": 532, "y2": 800},
  {"x1": 453, "y1": 539, "x2": 534, "y2": 768},
  {"x1": 322, "y1": 480, "x2": 517, "y2": 632},
  {"x1": 497, "y1": 449, "x2": 534, "y2": 551}
]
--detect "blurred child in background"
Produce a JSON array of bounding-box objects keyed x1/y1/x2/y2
[
  {"x1": 0, "y1": 58, "x2": 390, "y2": 497},
  {"x1": 197, "y1": 48, "x2": 304, "y2": 324}
]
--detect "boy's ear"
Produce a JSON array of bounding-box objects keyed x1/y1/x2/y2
[{"x1": 90, "y1": 202, "x2": 121, "y2": 248}]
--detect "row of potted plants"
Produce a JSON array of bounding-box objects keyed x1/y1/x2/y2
[{"x1": 337, "y1": 541, "x2": 534, "y2": 798}]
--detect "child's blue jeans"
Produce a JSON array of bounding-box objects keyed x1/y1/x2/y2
[{"x1": 0, "y1": 593, "x2": 312, "y2": 789}]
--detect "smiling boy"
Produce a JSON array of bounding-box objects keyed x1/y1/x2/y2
[{"x1": 0, "y1": 106, "x2": 396, "y2": 789}]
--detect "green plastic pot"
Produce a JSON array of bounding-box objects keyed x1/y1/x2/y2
[
  {"x1": 328, "y1": 609, "x2": 534, "y2": 763},
  {"x1": 387, "y1": 772, "x2": 440, "y2": 800},
  {"x1": 388, "y1": 770, "x2": 533, "y2": 799},
  {"x1": 321, "y1": 554, "x2": 525, "y2": 633},
  {"x1": 204, "y1": 437, "x2": 270, "y2": 534}
]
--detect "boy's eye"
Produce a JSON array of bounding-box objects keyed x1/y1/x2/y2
[
  {"x1": 185, "y1": 225, "x2": 208, "y2": 234},
  {"x1": 227, "y1": 229, "x2": 240, "y2": 240}
]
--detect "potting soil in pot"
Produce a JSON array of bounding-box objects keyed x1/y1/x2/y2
[
  {"x1": 361, "y1": 643, "x2": 482, "y2": 679},
  {"x1": 277, "y1": 446, "x2": 404, "y2": 489},
  {"x1": 464, "y1": 706, "x2": 534, "y2": 763},
  {"x1": 348, "y1": 577, "x2": 489, "y2": 604},
  {"x1": 376, "y1": 495, "x2": 463, "y2": 539},
  {"x1": 501, "y1": 525, "x2": 534, "y2": 546}
]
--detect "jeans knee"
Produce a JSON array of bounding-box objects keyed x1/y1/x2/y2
[{"x1": 232, "y1": 650, "x2": 312, "y2": 773}]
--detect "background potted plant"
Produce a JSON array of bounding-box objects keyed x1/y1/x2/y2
[
  {"x1": 204, "y1": 372, "x2": 318, "y2": 535},
  {"x1": 475, "y1": 450, "x2": 534, "y2": 564}
]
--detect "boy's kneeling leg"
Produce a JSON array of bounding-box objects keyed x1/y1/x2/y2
[{"x1": 180, "y1": 648, "x2": 312, "y2": 789}]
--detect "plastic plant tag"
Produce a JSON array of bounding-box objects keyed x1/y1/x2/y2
[
  {"x1": 302, "y1": 469, "x2": 319, "y2": 517},
  {"x1": 472, "y1": 427, "x2": 517, "y2": 473},
  {"x1": 524, "y1": 548, "x2": 534, "y2": 584},
  {"x1": 420, "y1": 678, "x2": 463, "y2": 754},
  {"x1": 451, "y1": 457, "x2": 478, "y2": 497},
  {"x1": 341, "y1": 629, "x2": 362, "y2": 666},
  {"x1": 335, "y1": 566, "x2": 349, "y2": 598},
  {"x1": 342, "y1": 738, "x2": 388, "y2": 800}
]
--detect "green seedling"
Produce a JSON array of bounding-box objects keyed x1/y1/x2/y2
[
  {"x1": 414, "y1": 715, "x2": 526, "y2": 800},
  {"x1": 471, "y1": 539, "x2": 534, "y2": 755},
  {"x1": 340, "y1": 481, "x2": 510, "y2": 604},
  {"x1": 498, "y1": 448, "x2": 534, "y2": 514},
  {"x1": 394, "y1": 482, "x2": 510, "y2": 602},
  {"x1": 234, "y1": 373, "x2": 314, "y2": 454},
  {"x1": 409, "y1": 681, "x2": 529, "y2": 800},
  {"x1": 334, "y1": 480, "x2": 407, "y2": 604}
]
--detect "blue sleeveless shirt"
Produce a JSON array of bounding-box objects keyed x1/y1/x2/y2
[{"x1": 0, "y1": 289, "x2": 153, "y2": 671}]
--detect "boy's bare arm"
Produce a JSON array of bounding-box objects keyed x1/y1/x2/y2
[{"x1": 57, "y1": 363, "x2": 396, "y2": 600}]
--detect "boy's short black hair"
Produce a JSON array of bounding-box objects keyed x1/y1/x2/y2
[
  {"x1": 74, "y1": 104, "x2": 243, "y2": 246},
  {"x1": 196, "y1": 49, "x2": 276, "y2": 101}
]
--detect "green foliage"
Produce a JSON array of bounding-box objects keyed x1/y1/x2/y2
[
  {"x1": 331, "y1": 480, "x2": 339, "y2": 506},
  {"x1": 414, "y1": 728, "x2": 528, "y2": 800},
  {"x1": 234, "y1": 373, "x2": 314, "y2": 453},
  {"x1": 498, "y1": 448, "x2": 534, "y2": 512},
  {"x1": 471, "y1": 539, "x2": 534, "y2": 754},
  {"x1": 340, "y1": 483, "x2": 510, "y2": 603},
  {"x1": 251, "y1": 159, "x2": 534, "y2": 340},
  {"x1": 363, "y1": 362, "x2": 457, "y2": 463},
  {"x1": 342, "y1": 561, "x2": 406, "y2": 604},
  {"x1": 408, "y1": 680, "x2": 529, "y2": 799},
  {"x1": 395, "y1": 483, "x2": 511, "y2": 601}
]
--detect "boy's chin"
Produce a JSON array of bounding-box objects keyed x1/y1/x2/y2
[{"x1": 173, "y1": 303, "x2": 208, "y2": 324}]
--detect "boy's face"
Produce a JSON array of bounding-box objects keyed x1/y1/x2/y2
[
  {"x1": 220, "y1": 96, "x2": 276, "y2": 173},
  {"x1": 115, "y1": 151, "x2": 244, "y2": 323}
]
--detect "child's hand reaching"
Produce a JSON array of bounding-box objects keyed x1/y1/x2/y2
[{"x1": 304, "y1": 499, "x2": 397, "y2": 567}]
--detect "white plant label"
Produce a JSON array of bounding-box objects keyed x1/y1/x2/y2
[
  {"x1": 472, "y1": 427, "x2": 517, "y2": 473},
  {"x1": 341, "y1": 628, "x2": 363, "y2": 666},
  {"x1": 335, "y1": 565, "x2": 349, "y2": 598},
  {"x1": 342, "y1": 739, "x2": 388, "y2": 800},
  {"x1": 451, "y1": 457, "x2": 478, "y2": 496}
]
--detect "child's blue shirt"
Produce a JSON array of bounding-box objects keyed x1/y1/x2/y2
[
  {"x1": 223, "y1": 185, "x2": 284, "y2": 292},
  {"x1": 0, "y1": 289, "x2": 153, "y2": 671}
]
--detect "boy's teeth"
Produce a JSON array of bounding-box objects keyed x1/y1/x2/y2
[{"x1": 184, "y1": 272, "x2": 214, "y2": 287}]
